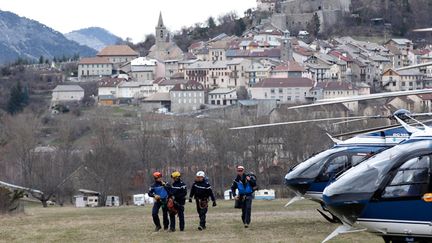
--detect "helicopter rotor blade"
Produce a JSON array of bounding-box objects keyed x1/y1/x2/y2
[
  {"x1": 0, "y1": 180, "x2": 43, "y2": 196},
  {"x1": 288, "y1": 89, "x2": 432, "y2": 110},
  {"x1": 230, "y1": 115, "x2": 385, "y2": 130},
  {"x1": 332, "y1": 118, "x2": 432, "y2": 138},
  {"x1": 332, "y1": 117, "x2": 370, "y2": 126}
]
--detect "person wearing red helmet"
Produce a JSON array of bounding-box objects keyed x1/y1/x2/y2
[{"x1": 148, "y1": 171, "x2": 170, "y2": 231}]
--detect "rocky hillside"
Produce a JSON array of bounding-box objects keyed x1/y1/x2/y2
[
  {"x1": 65, "y1": 27, "x2": 123, "y2": 51},
  {"x1": 0, "y1": 10, "x2": 96, "y2": 64}
]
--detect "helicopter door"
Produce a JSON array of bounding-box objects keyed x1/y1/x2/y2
[{"x1": 374, "y1": 155, "x2": 432, "y2": 235}]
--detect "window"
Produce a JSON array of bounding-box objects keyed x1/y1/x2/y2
[
  {"x1": 320, "y1": 155, "x2": 349, "y2": 180},
  {"x1": 279, "y1": 88, "x2": 283, "y2": 94},
  {"x1": 382, "y1": 156, "x2": 431, "y2": 199},
  {"x1": 270, "y1": 89, "x2": 275, "y2": 94},
  {"x1": 352, "y1": 155, "x2": 367, "y2": 167}
]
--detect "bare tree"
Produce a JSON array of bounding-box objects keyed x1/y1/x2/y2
[{"x1": 84, "y1": 118, "x2": 133, "y2": 204}]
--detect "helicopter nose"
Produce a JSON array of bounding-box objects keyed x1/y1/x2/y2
[
  {"x1": 322, "y1": 194, "x2": 369, "y2": 225},
  {"x1": 284, "y1": 177, "x2": 313, "y2": 195}
]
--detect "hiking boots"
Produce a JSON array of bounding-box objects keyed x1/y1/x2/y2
[
  {"x1": 154, "y1": 226, "x2": 161, "y2": 232},
  {"x1": 244, "y1": 224, "x2": 249, "y2": 228}
]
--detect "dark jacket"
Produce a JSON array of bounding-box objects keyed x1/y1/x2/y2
[
  {"x1": 148, "y1": 181, "x2": 169, "y2": 200},
  {"x1": 167, "y1": 180, "x2": 187, "y2": 205},
  {"x1": 231, "y1": 173, "x2": 257, "y2": 197},
  {"x1": 189, "y1": 180, "x2": 216, "y2": 202}
]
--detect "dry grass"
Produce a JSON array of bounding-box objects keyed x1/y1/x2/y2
[{"x1": 0, "y1": 200, "x2": 383, "y2": 243}]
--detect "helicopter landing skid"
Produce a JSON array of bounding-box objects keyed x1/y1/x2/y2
[{"x1": 317, "y1": 208, "x2": 342, "y2": 224}]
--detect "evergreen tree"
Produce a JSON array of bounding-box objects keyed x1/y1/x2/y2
[
  {"x1": 207, "y1": 17, "x2": 216, "y2": 29},
  {"x1": 307, "y1": 13, "x2": 321, "y2": 38},
  {"x1": 7, "y1": 82, "x2": 28, "y2": 115}
]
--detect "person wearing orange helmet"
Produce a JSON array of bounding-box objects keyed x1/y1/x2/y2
[{"x1": 148, "y1": 171, "x2": 170, "y2": 232}]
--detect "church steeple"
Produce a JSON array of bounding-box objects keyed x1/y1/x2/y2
[
  {"x1": 155, "y1": 11, "x2": 168, "y2": 45},
  {"x1": 157, "y1": 11, "x2": 164, "y2": 28}
]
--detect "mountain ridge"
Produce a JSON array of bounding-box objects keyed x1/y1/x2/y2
[
  {"x1": 65, "y1": 27, "x2": 123, "y2": 51},
  {"x1": 0, "y1": 9, "x2": 96, "y2": 64}
]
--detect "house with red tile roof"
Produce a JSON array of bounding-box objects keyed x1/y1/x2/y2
[
  {"x1": 310, "y1": 81, "x2": 362, "y2": 112},
  {"x1": 97, "y1": 45, "x2": 139, "y2": 64},
  {"x1": 270, "y1": 61, "x2": 306, "y2": 78}
]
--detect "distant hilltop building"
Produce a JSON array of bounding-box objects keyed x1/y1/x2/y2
[
  {"x1": 257, "y1": 0, "x2": 278, "y2": 12},
  {"x1": 270, "y1": 0, "x2": 351, "y2": 33},
  {"x1": 148, "y1": 12, "x2": 184, "y2": 61}
]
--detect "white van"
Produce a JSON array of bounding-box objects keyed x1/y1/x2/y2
[{"x1": 133, "y1": 194, "x2": 145, "y2": 206}]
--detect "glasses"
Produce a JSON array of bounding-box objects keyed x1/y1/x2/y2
[{"x1": 237, "y1": 170, "x2": 244, "y2": 172}]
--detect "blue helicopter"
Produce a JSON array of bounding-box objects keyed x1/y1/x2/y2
[
  {"x1": 323, "y1": 117, "x2": 432, "y2": 243},
  {"x1": 233, "y1": 108, "x2": 429, "y2": 222}
]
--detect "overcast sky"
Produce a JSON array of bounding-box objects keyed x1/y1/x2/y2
[{"x1": 0, "y1": 0, "x2": 256, "y2": 43}]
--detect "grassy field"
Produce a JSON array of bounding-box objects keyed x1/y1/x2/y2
[{"x1": 0, "y1": 200, "x2": 383, "y2": 243}]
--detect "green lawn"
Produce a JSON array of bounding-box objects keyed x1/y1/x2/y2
[{"x1": 0, "y1": 200, "x2": 383, "y2": 243}]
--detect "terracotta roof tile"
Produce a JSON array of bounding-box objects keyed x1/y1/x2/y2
[
  {"x1": 97, "y1": 45, "x2": 139, "y2": 57},
  {"x1": 79, "y1": 57, "x2": 112, "y2": 64}
]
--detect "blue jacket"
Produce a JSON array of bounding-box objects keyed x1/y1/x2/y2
[
  {"x1": 231, "y1": 174, "x2": 257, "y2": 197},
  {"x1": 148, "y1": 181, "x2": 169, "y2": 200}
]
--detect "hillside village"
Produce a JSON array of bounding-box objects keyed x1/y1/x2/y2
[
  {"x1": 50, "y1": 4, "x2": 432, "y2": 115},
  {"x1": 4, "y1": 0, "x2": 432, "y2": 215}
]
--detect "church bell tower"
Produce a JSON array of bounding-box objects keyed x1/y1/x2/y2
[{"x1": 155, "y1": 12, "x2": 168, "y2": 46}]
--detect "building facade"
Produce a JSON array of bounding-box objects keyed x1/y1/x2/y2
[
  {"x1": 52, "y1": 85, "x2": 84, "y2": 103},
  {"x1": 78, "y1": 57, "x2": 113, "y2": 79},
  {"x1": 170, "y1": 81, "x2": 206, "y2": 113},
  {"x1": 250, "y1": 77, "x2": 314, "y2": 103}
]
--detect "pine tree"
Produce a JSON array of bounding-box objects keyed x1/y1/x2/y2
[
  {"x1": 207, "y1": 17, "x2": 216, "y2": 29},
  {"x1": 307, "y1": 13, "x2": 321, "y2": 38},
  {"x1": 7, "y1": 82, "x2": 28, "y2": 115}
]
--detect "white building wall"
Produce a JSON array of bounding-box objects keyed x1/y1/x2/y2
[{"x1": 52, "y1": 91, "x2": 84, "y2": 102}]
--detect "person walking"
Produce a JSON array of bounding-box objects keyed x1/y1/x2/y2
[
  {"x1": 188, "y1": 171, "x2": 217, "y2": 231},
  {"x1": 148, "y1": 171, "x2": 170, "y2": 231},
  {"x1": 231, "y1": 165, "x2": 257, "y2": 228},
  {"x1": 166, "y1": 171, "x2": 187, "y2": 232}
]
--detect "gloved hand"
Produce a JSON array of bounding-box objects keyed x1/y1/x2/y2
[
  {"x1": 188, "y1": 198, "x2": 192, "y2": 203},
  {"x1": 212, "y1": 201, "x2": 217, "y2": 207}
]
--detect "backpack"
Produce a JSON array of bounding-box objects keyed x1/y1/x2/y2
[
  {"x1": 247, "y1": 172, "x2": 259, "y2": 191},
  {"x1": 167, "y1": 197, "x2": 178, "y2": 214}
]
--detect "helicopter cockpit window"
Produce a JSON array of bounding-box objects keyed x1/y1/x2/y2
[
  {"x1": 285, "y1": 147, "x2": 347, "y2": 180},
  {"x1": 382, "y1": 156, "x2": 431, "y2": 199},
  {"x1": 352, "y1": 155, "x2": 366, "y2": 167},
  {"x1": 321, "y1": 155, "x2": 349, "y2": 180}
]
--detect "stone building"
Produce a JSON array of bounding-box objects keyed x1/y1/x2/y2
[
  {"x1": 271, "y1": 0, "x2": 351, "y2": 33},
  {"x1": 148, "y1": 12, "x2": 184, "y2": 61}
]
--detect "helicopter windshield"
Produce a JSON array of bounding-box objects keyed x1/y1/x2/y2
[
  {"x1": 324, "y1": 139, "x2": 432, "y2": 197},
  {"x1": 285, "y1": 147, "x2": 348, "y2": 180}
]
